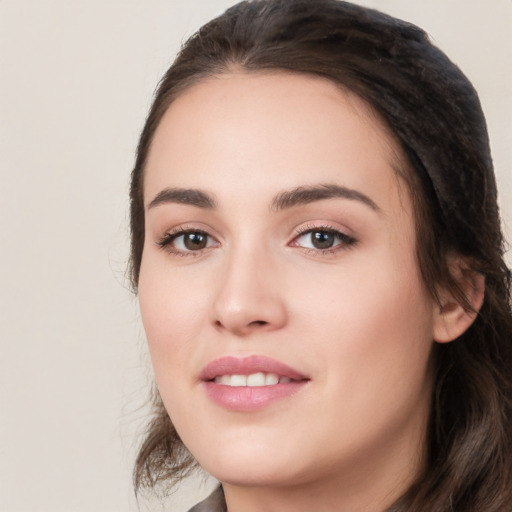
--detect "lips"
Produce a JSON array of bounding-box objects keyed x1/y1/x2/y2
[{"x1": 200, "y1": 355, "x2": 310, "y2": 412}]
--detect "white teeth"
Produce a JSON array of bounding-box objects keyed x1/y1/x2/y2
[
  {"x1": 265, "y1": 373, "x2": 279, "y2": 385},
  {"x1": 247, "y1": 372, "x2": 266, "y2": 386},
  {"x1": 230, "y1": 375, "x2": 247, "y2": 387},
  {"x1": 214, "y1": 372, "x2": 290, "y2": 387}
]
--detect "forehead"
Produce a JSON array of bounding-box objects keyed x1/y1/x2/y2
[{"x1": 144, "y1": 71, "x2": 408, "y2": 207}]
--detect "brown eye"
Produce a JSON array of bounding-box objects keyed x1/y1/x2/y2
[
  {"x1": 183, "y1": 232, "x2": 208, "y2": 250},
  {"x1": 292, "y1": 228, "x2": 356, "y2": 253},
  {"x1": 310, "y1": 231, "x2": 336, "y2": 249},
  {"x1": 158, "y1": 229, "x2": 218, "y2": 254}
]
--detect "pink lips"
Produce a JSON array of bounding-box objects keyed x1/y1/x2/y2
[{"x1": 200, "y1": 355, "x2": 309, "y2": 412}]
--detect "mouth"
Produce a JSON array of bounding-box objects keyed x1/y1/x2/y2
[
  {"x1": 213, "y1": 373, "x2": 294, "y2": 386},
  {"x1": 200, "y1": 355, "x2": 310, "y2": 411}
]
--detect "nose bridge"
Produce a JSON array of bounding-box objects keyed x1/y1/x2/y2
[{"x1": 212, "y1": 238, "x2": 287, "y2": 335}]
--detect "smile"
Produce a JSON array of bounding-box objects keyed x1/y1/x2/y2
[
  {"x1": 213, "y1": 373, "x2": 293, "y2": 386},
  {"x1": 201, "y1": 356, "x2": 309, "y2": 411}
]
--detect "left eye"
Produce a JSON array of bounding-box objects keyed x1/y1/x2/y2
[{"x1": 293, "y1": 229, "x2": 354, "y2": 250}]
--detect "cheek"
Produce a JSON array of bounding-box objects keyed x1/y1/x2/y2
[
  {"x1": 296, "y1": 259, "x2": 434, "y2": 460},
  {"x1": 138, "y1": 259, "x2": 219, "y2": 436},
  {"x1": 138, "y1": 254, "x2": 206, "y2": 375},
  {"x1": 298, "y1": 245, "x2": 434, "y2": 387}
]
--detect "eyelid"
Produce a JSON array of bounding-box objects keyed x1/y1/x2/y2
[
  {"x1": 154, "y1": 221, "x2": 356, "y2": 257},
  {"x1": 289, "y1": 223, "x2": 357, "y2": 253},
  {"x1": 156, "y1": 224, "x2": 220, "y2": 256}
]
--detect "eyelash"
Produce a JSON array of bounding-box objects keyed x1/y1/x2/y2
[
  {"x1": 156, "y1": 224, "x2": 357, "y2": 257},
  {"x1": 156, "y1": 225, "x2": 217, "y2": 257},
  {"x1": 291, "y1": 224, "x2": 357, "y2": 255}
]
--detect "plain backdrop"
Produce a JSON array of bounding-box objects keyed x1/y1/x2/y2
[{"x1": 1, "y1": 1, "x2": 511, "y2": 511}]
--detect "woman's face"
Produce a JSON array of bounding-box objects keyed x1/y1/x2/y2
[{"x1": 138, "y1": 72, "x2": 437, "y2": 494}]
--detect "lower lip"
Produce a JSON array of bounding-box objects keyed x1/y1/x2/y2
[{"x1": 203, "y1": 380, "x2": 308, "y2": 412}]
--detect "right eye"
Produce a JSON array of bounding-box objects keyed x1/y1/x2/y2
[{"x1": 157, "y1": 229, "x2": 219, "y2": 255}]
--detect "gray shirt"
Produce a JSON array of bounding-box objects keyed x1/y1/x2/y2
[{"x1": 188, "y1": 486, "x2": 226, "y2": 512}]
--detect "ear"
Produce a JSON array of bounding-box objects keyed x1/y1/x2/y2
[{"x1": 433, "y1": 260, "x2": 485, "y2": 344}]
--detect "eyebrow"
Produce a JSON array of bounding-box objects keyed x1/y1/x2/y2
[
  {"x1": 147, "y1": 187, "x2": 217, "y2": 210},
  {"x1": 271, "y1": 183, "x2": 380, "y2": 212},
  {"x1": 147, "y1": 183, "x2": 379, "y2": 213}
]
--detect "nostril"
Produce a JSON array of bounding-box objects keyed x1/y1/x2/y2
[
  {"x1": 213, "y1": 318, "x2": 268, "y2": 333},
  {"x1": 250, "y1": 320, "x2": 268, "y2": 327}
]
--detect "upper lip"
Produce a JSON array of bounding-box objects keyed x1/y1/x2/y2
[{"x1": 199, "y1": 355, "x2": 309, "y2": 381}]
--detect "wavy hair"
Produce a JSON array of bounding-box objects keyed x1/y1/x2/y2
[{"x1": 129, "y1": 1, "x2": 512, "y2": 509}]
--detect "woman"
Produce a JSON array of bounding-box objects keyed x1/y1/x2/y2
[{"x1": 129, "y1": 0, "x2": 512, "y2": 510}]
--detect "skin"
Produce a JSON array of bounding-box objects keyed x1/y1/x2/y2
[{"x1": 138, "y1": 72, "x2": 448, "y2": 511}]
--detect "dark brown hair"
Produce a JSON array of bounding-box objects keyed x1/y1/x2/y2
[{"x1": 130, "y1": 1, "x2": 512, "y2": 509}]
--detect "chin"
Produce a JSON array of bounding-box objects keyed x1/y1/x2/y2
[
  {"x1": 203, "y1": 456, "x2": 302, "y2": 488},
  {"x1": 188, "y1": 433, "x2": 305, "y2": 487}
]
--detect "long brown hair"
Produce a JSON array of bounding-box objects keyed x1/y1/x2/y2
[{"x1": 130, "y1": 1, "x2": 512, "y2": 509}]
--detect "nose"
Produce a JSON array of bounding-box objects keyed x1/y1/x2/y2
[{"x1": 211, "y1": 246, "x2": 288, "y2": 336}]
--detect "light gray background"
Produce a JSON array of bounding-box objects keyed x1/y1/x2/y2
[{"x1": 1, "y1": 1, "x2": 511, "y2": 511}]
